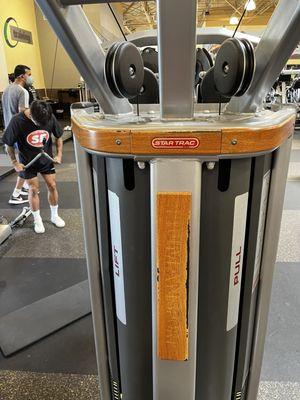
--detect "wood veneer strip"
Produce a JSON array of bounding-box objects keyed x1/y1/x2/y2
[{"x1": 156, "y1": 192, "x2": 191, "y2": 361}]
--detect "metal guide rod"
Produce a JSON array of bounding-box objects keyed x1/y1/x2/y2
[
  {"x1": 60, "y1": 0, "x2": 140, "y2": 4},
  {"x1": 74, "y1": 138, "x2": 111, "y2": 400},
  {"x1": 35, "y1": 0, "x2": 132, "y2": 115},
  {"x1": 227, "y1": 0, "x2": 300, "y2": 114},
  {"x1": 125, "y1": 28, "x2": 259, "y2": 48},
  {"x1": 157, "y1": 0, "x2": 197, "y2": 120}
]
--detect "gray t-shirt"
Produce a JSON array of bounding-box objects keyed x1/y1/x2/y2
[{"x1": 2, "y1": 84, "x2": 29, "y2": 128}]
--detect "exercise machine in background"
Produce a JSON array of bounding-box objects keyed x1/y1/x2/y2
[
  {"x1": 35, "y1": 1, "x2": 300, "y2": 400},
  {"x1": 266, "y1": 69, "x2": 300, "y2": 128}
]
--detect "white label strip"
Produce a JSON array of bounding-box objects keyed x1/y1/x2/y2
[
  {"x1": 108, "y1": 190, "x2": 127, "y2": 325},
  {"x1": 252, "y1": 171, "x2": 271, "y2": 292},
  {"x1": 227, "y1": 192, "x2": 249, "y2": 332}
]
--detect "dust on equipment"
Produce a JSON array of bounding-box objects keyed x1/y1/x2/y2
[{"x1": 35, "y1": 1, "x2": 300, "y2": 400}]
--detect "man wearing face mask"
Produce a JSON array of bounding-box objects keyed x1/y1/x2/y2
[
  {"x1": 3, "y1": 100, "x2": 65, "y2": 234},
  {"x1": 2, "y1": 64, "x2": 34, "y2": 205}
]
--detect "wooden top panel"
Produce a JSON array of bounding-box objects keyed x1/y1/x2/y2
[
  {"x1": 221, "y1": 116, "x2": 295, "y2": 155},
  {"x1": 71, "y1": 114, "x2": 295, "y2": 156}
]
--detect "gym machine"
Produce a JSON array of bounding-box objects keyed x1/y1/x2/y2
[
  {"x1": 35, "y1": 0, "x2": 300, "y2": 399},
  {"x1": 266, "y1": 70, "x2": 300, "y2": 128}
]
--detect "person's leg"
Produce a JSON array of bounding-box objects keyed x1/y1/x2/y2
[
  {"x1": 27, "y1": 176, "x2": 45, "y2": 234},
  {"x1": 23, "y1": 180, "x2": 29, "y2": 190},
  {"x1": 15, "y1": 176, "x2": 25, "y2": 190},
  {"x1": 9, "y1": 146, "x2": 28, "y2": 200},
  {"x1": 27, "y1": 177, "x2": 40, "y2": 211},
  {"x1": 42, "y1": 173, "x2": 65, "y2": 228},
  {"x1": 18, "y1": 177, "x2": 30, "y2": 195},
  {"x1": 43, "y1": 173, "x2": 58, "y2": 206}
]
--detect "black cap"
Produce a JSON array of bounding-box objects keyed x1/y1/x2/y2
[{"x1": 14, "y1": 65, "x2": 30, "y2": 78}]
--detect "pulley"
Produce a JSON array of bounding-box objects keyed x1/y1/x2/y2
[
  {"x1": 214, "y1": 38, "x2": 255, "y2": 97},
  {"x1": 105, "y1": 41, "x2": 144, "y2": 99}
]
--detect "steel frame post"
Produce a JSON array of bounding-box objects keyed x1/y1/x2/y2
[
  {"x1": 150, "y1": 159, "x2": 202, "y2": 400},
  {"x1": 246, "y1": 136, "x2": 293, "y2": 400},
  {"x1": 157, "y1": 0, "x2": 197, "y2": 120},
  {"x1": 74, "y1": 138, "x2": 111, "y2": 400}
]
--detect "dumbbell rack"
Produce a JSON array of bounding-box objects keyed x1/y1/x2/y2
[{"x1": 35, "y1": 0, "x2": 300, "y2": 399}]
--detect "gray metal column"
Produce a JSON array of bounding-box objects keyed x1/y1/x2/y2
[
  {"x1": 196, "y1": 159, "x2": 251, "y2": 400},
  {"x1": 35, "y1": 0, "x2": 132, "y2": 115},
  {"x1": 157, "y1": 0, "x2": 197, "y2": 120},
  {"x1": 228, "y1": 0, "x2": 300, "y2": 113},
  {"x1": 246, "y1": 136, "x2": 293, "y2": 400},
  {"x1": 106, "y1": 158, "x2": 153, "y2": 400},
  {"x1": 92, "y1": 156, "x2": 122, "y2": 399},
  {"x1": 74, "y1": 138, "x2": 111, "y2": 400},
  {"x1": 150, "y1": 159, "x2": 202, "y2": 400},
  {"x1": 233, "y1": 155, "x2": 272, "y2": 400}
]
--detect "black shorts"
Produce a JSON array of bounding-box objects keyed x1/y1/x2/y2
[{"x1": 19, "y1": 163, "x2": 56, "y2": 180}]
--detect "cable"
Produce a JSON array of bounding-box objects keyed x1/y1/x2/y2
[
  {"x1": 233, "y1": 0, "x2": 251, "y2": 37},
  {"x1": 107, "y1": 3, "x2": 127, "y2": 41},
  {"x1": 50, "y1": 38, "x2": 59, "y2": 100},
  {"x1": 136, "y1": 94, "x2": 140, "y2": 117}
]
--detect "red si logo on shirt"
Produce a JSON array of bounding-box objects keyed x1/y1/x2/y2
[{"x1": 26, "y1": 131, "x2": 50, "y2": 148}]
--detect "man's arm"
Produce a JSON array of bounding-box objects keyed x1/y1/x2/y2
[
  {"x1": 53, "y1": 137, "x2": 63, "y2": 164},
  {"x1": 6, "y1": 145, "x2": 24, "y2": 172},
  {"x1": 2, "y1": 117, "x2": 24, "y2": 172},
  {"x1": 51, "y1": 115, "x2": 64, "y2": 164},
  {"x1": 18, "y1": 88, "x2": 29, "y2": 112}
]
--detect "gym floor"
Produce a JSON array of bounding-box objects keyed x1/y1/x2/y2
[{"x1": 0, "y1": 133, "x2": 299, "y2": 399}]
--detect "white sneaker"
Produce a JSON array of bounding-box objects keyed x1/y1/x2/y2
[
  {"x1": 9, "y1": 195, "x2": 29, "y2": 205},
  {"x1": 51, "y1": 215, "x2": 65, "y2": 228},
  {"x1": 34, "y1": 218, "x2": 45, "y2": 234}
]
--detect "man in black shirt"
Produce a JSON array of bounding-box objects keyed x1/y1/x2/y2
[{"x1": 3, "y1": 101, "x2": 65, "y2": 234}]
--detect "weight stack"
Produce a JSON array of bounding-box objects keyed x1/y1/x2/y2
[{"x1": 72, "y1": 103, "x2": 295, "y2": 400}]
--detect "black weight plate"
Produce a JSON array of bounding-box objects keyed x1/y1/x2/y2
[
  {"x1": 200, "y1": 67, "x2": 230, "y2": 103},
  {"x1": 142, "y1": 47, "x2": 159, "y2": 73},
  {"x1": 195, "y1": 48, "x2": 213, "y2": 86},
  {"x1": 113, "y1": 42, "x2": 144, "y2": 99},
  {"x1": 214, "y1": 38, "x2": 246, "y2": 97},
  {"x1": 130, "y1": 68, "x2": 159, "y2": 105},
  {"x1": 105, "y1": 42, "x2": 122, "y2": 98},
  {"x1": 236, "y1": 39, "x2": 255, "y2": 96}
]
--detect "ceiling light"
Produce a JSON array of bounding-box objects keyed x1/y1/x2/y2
[
  {"x1": 230, "y1": 16, "x2": 239, "y2": 25},
  {"x1": 245, "y1": 0, "x2": 256, "y2": 11}
]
